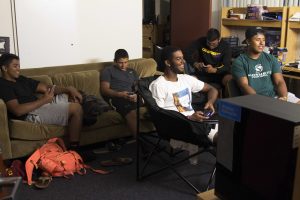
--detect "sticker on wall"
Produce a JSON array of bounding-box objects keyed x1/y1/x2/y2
[{"x1": 0, "y1": 37, "x2": 10, "y2": 56}]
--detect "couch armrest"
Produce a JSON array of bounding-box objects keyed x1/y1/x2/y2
[{"x1": 0, "y1": 99, "x2": 12, "y2": 159}]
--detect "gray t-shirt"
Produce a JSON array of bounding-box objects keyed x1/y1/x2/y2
[
  {"x1": 100, "y1": 65, "x2": 138, "y2": 92},
  {"x1": 231, "y1": 52, "x2": 281, "y2": 97}
]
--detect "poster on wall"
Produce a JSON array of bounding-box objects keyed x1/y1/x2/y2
[{"x1": 0, "y1": 37, "x2": 10, "y2": 56}]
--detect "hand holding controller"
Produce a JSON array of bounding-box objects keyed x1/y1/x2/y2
[{"x1": 203, "y1": 109, "x2": 213, "y2": 118}]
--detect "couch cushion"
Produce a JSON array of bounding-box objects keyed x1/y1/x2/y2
[
  {"x1": 82, "y1": 110, "x2": 124, "y2": 131},
  {"x1": 9, "y1": 120, "x2": 65, "y2": 140},
  {"x1": 129, "y1": 58, "x2": 157, "y2": 78},
  {"x1": 30, "y1": 75, "x2": 53, "y2": 85},
  {"x1": 52, "y1": 70, "x2": 100, "y2": 96}
]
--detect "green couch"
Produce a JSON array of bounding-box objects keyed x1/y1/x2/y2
[{"x1": 0, "y1": 58, "x2": 158, "y2": 160}]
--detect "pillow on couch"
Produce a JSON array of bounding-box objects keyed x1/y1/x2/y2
[
  {"x1": 129, "y1": 58, "x2": 157, "y2": 78},
  {"x1": 30, "y1": 75, "x2": 53, "y2": 86},
  {"x1": 51, "y1": 70, "x2": 100, "y2": 97}
]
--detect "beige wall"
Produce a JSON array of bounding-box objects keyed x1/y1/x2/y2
[
  {"x1": 1, "y1": 0, "x2": 142, "y2": 68},
  {"x1": 212, "y1": 0, "x2": 221, "y2": 29},
  {"x1": 0, "y1": 0, "x2": 16, "y2": 54}
]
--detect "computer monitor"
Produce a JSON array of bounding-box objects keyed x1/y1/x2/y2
[{"x1": 215, "y1": 95, "x2": 300, "y2": 200}]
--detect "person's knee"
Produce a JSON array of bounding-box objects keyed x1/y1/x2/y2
[
  {"x1": 125, "y1": 109, "x2": 137, "y2": 119},
  {"x1": 222, "y1": 74, "x2": 233, "y2": 86},
  {"x1": 69, "y1": 103, "x2": 83, "y2": 117}
]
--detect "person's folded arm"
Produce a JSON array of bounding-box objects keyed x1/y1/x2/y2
[
  {"x1": 100, "y1": 81, "x2": 130, "y2": 100},
  {"x1": 5, "y1": 89, "x2": 54, "y2": 117},
  {"x1": 36, "y1": 83, "x2": 82, "y2": 103}
]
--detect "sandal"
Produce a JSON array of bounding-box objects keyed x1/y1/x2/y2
[
  {"x1": 100, "y1": 157, "x2": 133, "y2": 167},
  {"x1": 34, "y1": 176, "x2": 52, "y2": 189}
]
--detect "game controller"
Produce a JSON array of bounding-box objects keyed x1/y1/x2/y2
[{"x1": 203, "y1": 109, "x2": 213, "y2": 118}]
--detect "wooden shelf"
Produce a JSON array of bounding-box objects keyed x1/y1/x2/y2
[
  {"x1": 220, "y1": 7, "x2": 288, "y2": 48},
  {"x1": 286, "y1": 7, "x2": 300, "y2": 62},
  {"x1": 222, "y1": 18, "x2": 282, "y2": 28},
  {"x1": 289, "y1": 21, "x2": 300, "y2": 29}
]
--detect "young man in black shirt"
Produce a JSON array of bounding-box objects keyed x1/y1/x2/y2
[
  {"x1": 185, "y1": 28, "x2": 232, "y2": 87},
  {"x1": 0, "y1": 53, "x2": 84, "y2": 150}
]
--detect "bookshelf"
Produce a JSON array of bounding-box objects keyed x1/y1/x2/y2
[
  {"x1": 220, "y1": 7, "x2": 288, "y2": 47},
  {"x1": 143, "y1": 24, "x2": 157, "y2": 58},
  {"x1": 286, "y1": 7, "x2": 300, "y2": 62}
]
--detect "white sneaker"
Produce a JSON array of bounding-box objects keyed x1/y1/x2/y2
[{"x1": 208, "y1": 124, "x2": 218, "y2": 143}]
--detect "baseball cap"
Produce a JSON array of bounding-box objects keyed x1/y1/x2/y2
[{"x1": 245, "y1": 27, "x2": 265, "y2": 39}]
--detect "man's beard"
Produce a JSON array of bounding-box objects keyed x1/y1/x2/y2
[{"x1": 170, "y1": 64, "x2": 184, "y2": 74}]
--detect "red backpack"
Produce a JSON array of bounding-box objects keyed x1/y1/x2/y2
[{"x1": 25, "y1": 138, "x2": 109, "y2": 185}]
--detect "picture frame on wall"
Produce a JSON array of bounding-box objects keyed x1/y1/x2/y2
[{"x1": 0, "y1": 37, "x2": 10, "y2": 56}]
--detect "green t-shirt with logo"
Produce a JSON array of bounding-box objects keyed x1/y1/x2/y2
[{"x1": 231, "y1": 52, "x2": 281, "y2": 97}]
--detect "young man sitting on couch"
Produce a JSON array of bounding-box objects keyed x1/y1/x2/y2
[
  {"x1": 0, "y1": 53, "x2": 85, "y2": 152},
  {"x1": 100, "y1": 49, "x2": 139, "y2": 135}
]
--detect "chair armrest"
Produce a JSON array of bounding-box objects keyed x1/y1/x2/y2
[
  {"x1": 0, "y1": 99, "x2": 12, "y2": 159},
  {"x1": 154, "y1": 71, "x2": 163, "y2": 76}
]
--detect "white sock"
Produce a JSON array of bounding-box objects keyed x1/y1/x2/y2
[{"x1": 208, "y1": 124, "x2": 218, "y2": 142}]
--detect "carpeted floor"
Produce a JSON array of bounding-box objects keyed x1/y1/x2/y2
[{"x1": 17, "y1": 139, "x2": 216, "y2": 200}]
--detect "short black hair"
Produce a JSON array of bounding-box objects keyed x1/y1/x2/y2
[
  {"x1": 114, "y1": 49, "x2": 129, "y2": 61},
  {"x1": 206, "y1": 28, "x2": 220, "y2": 42},
  {"x1": 160, "y1": 46, "x2": 181, "y2": 70},
  {"x1": 0, "y1": 53, "x2": 19, "y2": 71}
]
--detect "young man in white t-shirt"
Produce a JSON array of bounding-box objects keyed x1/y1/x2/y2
[{"x1": 149, "y1": 46, "x2": 219, "y2": 144}]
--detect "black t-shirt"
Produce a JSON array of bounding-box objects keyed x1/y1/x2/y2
[
  {"x1": 100, "y1": 65, "x2": 138, "y2": 92},
  {"x1": 0, "y1": 75, "x2": 39, "y2": 119}
]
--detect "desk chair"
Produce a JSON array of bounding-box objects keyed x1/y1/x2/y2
[
  {"x1": 225, "y1": 79, "x2": 242, "y2": 98},
  {"x1": 136, "y1": 76, "x2": 217, "y2": 193}
]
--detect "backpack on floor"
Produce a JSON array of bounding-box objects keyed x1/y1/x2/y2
[{"x1": 25, "y1": 138, "x2": 109, "y2": 185}]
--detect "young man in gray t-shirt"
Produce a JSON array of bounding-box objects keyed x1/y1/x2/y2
[{"x1": 100, "y1": 49, "x2": 139, "y2": 135}]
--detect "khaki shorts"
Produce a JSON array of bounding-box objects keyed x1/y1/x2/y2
[{"x1": 25, "y1": 94, "x2": 69, "y2": 126}]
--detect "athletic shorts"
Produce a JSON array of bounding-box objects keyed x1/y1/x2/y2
[
  {"x1": 25, "y1": 94, "x2": 69, "y2": 126},
  {"x1": 110, "y1": 97, "x2": 137, "y2": 117}
]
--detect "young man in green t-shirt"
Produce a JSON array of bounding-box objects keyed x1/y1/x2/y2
[{"x1": 231, "y1": 27, "x2": 300, "y2": 104}]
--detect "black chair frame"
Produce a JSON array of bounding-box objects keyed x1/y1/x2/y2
[{"x1": 136, "y1": 76, "x2": 217, "y2": 193}]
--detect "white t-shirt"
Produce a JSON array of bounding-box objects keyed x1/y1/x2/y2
[{"x1": 149, "y1": 74, "x2": 205, "y2": 116}]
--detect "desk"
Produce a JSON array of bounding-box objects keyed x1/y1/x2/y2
[
  {"x1": 282, "y1": 66, "x2": 300, "y2": 96},
  {"x1": 282, "y1": 66, "x2": 300, "y2": 80},
  {"x1": 197, "y1": 189, "x2": 220, "y2": 200}
]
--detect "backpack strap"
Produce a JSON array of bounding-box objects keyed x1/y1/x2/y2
[
  {"x1": 25, "y1": 149, "x2": 41, "y2": 185},
  {"x1": 68, "y1": 150, "x2": 110, "y2": 175},
  {"x1": 83, "y1": 164, "x2": 111, "y2": 175}
]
